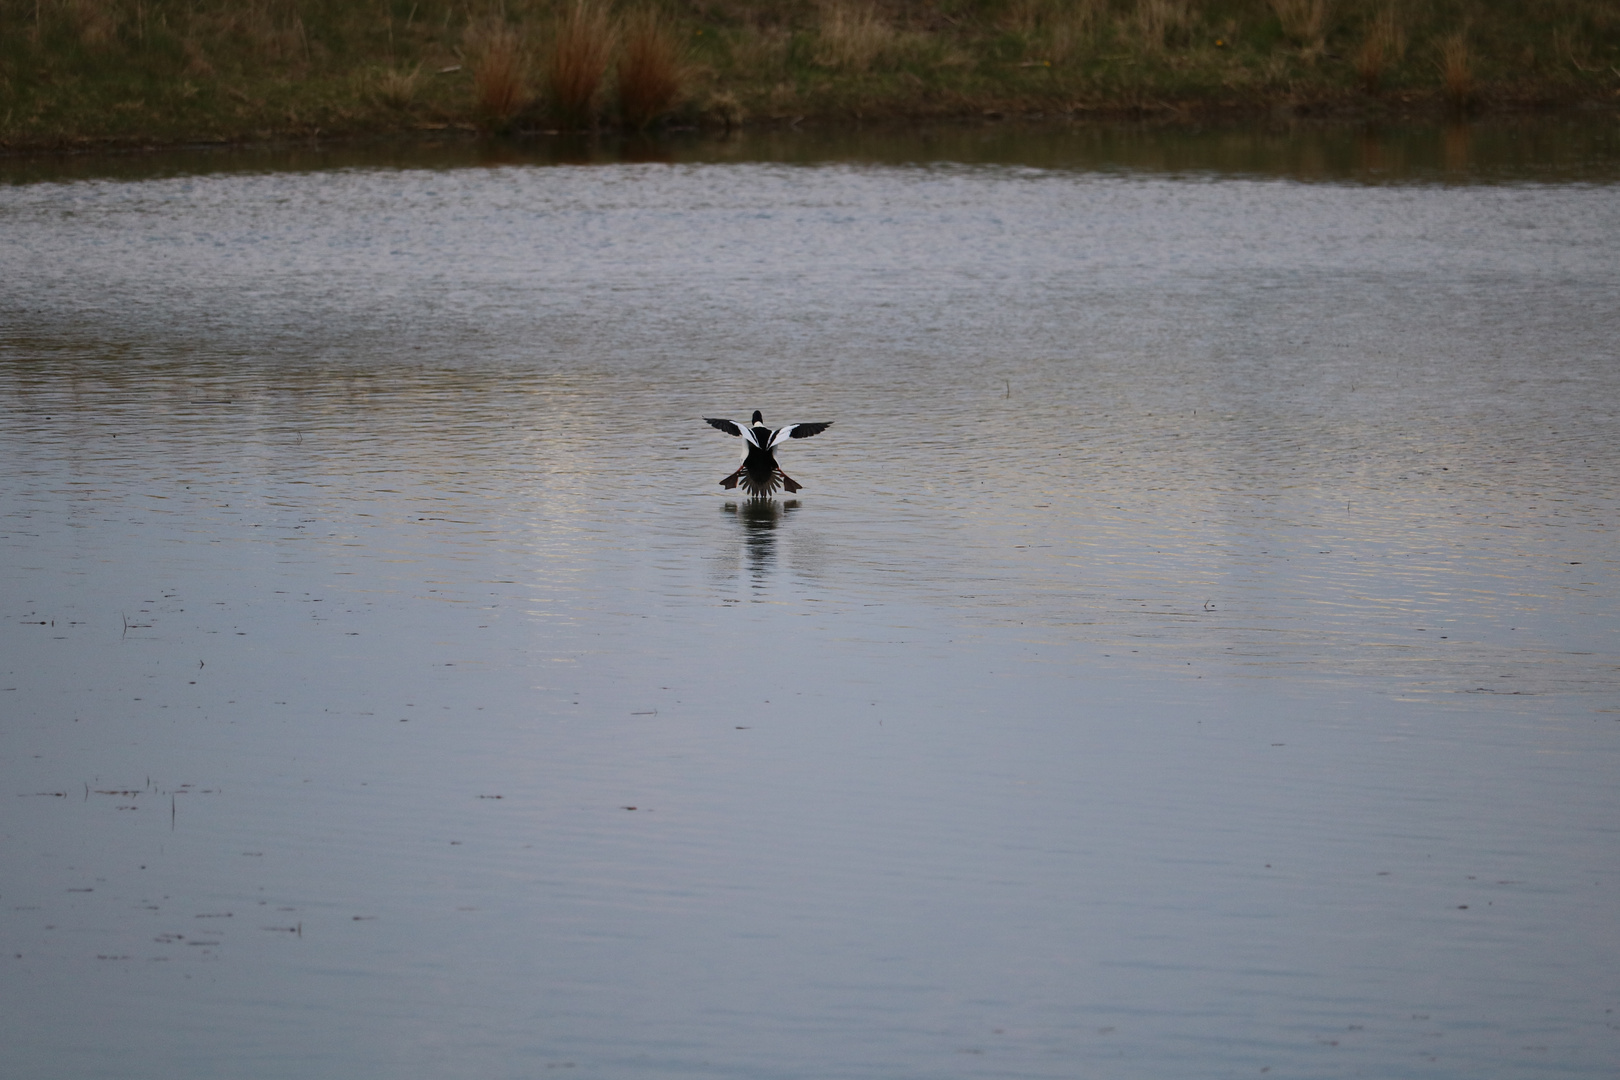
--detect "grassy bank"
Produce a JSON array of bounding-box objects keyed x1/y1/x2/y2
[{"x1": 3, "y1": 0, "x2": 1618, "y2": 149}]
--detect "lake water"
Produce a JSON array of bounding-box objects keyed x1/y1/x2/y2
[{"x1": 2, "y1": 121, "x2": 1618, "y2": 1079}]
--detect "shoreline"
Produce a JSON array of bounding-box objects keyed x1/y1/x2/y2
[
  {"x1": 6, "y1": 112, "x2": 1618, "y2": 190},
  {"x1": 5, "y1": 95, "x2": 1617, "y2": 162}
]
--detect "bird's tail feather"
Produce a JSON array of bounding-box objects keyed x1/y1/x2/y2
[{"x1": 721, "y1": 467, "x2": 801, "y2": 497}]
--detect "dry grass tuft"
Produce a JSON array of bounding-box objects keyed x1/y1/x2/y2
[
  {"x1": 1005, "y1": 0, "x2": 1103, "y2": 65},
  {"x1": 183, "y1": 37, "x2": 215, "y2": 78},
  {"x1": 727, "y1": 24, "x2": 792, "y2": 76},
  {"x1": 1051, "y1": 1, "x2": 1105, "y2": 63},
  {"x1": 1132, "y1": 0, "x2": 1192, "y2": 53},
  {"x1": 813, "y1": 2, "x2": 897, "y2": 72},
  {"x1": 1438, "y1": 29, "x2": 1473, "y2": 109},
  {"x1": 617, "y1": 8, "x2": 685, "y2": 129},
  {"x1": 1551, "y1": 25, "x2": 1603, "y2": 72},
  {"x1": 68, "y1": 0, "x2": 119, "y2": 49},
  {"x1": 375, "y1": 65, "x2": 421, "y2": 110},
  {"x1": 705, "y1": 89, "x2": 744, "y2": 131},
  {"x1": 187, "y1": 6, "x2": 308, "y2": 65},
  {"x1": 1270, "y1": 0, "x2": 1329, "y2": 53},
  {"x1": 465, "y1": 17, "x2": 529, "y2": 127},
  {"x1": 1353, "y1": 6, "x2": 1404, "y2": 91},
  {"x1": 547, "y1": 0, "x2": 615, "y2": 129},
  {"x1": 1000, "y1": 0, "x2": 1045, "y2": 36}
]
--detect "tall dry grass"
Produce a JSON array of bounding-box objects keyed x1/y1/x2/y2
[
  {"x1": 705, "y1": 89, "x2": 744, "y2": 131},
  {"x1": 1133, "y1": 0, "x2": 1192, "y2": 52},
  {"x1": 813, "y1": 2, "x2": 897, "y2": 71},
  {"x1": 1438, "y1": 29, "x2": 1473, "y2": 109},
  {"x1": 1004, "y1": 0, "x2": 1103, "y2": 65},
  {"x1": 465, "y1": 17, "x2": 529, "y2": 127},
  {"x1": 375, "y1": 65, "x2": 421, "y2": 110},
  {"x1": 727, "y1": 23, "x2": 792, "y2": 77},
  {"x1": 1552, "y1": 25, "x2": 1602, "y2": 71},
  {"x1": 617, "y1": 8, "x2": 684, "y2": 129},
  {"x1": 547, "y1": 0, "x2": 615, "y2": 129},
  {"x1": 1270, "y1": 0, "x2": 1329, "y2": 53},
  {"x1": 66, "y1": 0, "x2": 118, "y2": 48},
  {"x1": 8, "y1": 0, "x2": 1620, "y2": 150},
  {"x1": 1353, "y1": 6, "x2": 1404, "y2": 91},
  {"x1": 183, "y1": 4, "x2": 309, "y2": 65}
]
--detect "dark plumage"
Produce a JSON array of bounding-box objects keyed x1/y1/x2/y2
[{"x1": 704, "y1": 410, "x2": 833, "y2": 496}]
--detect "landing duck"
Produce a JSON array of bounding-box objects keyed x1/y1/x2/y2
[{"x1": 704, "y1": 411, "x2": 833, "y2": 496}]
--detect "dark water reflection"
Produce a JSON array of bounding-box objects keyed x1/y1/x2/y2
[
  {"x1": 5, "y1": 114, "x2": 1620, "y2": 185},
  {"x1": 2, "y1": 124, "x2": 1618, "y2": 1080},
  {"x1": 725, "y1": 500, "x2": 801, "y2": 583}
]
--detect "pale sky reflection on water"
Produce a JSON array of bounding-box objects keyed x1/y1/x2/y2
[{"x1": 2, "y1": 127, "x2": 1618, "y2": 1079}]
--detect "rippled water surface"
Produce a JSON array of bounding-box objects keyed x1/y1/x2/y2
[{"x1": 3, "y1": 124, "x2": 1619, "y2": 1079}]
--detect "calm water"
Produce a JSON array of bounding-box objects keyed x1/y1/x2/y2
[{"x1": 3, "y1": 122, "x2": 1619, "y2": 1079}]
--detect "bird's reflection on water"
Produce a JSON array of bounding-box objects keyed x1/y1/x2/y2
[{"x1": 722, "y1": 498, "x2": 799, "y2": 581}]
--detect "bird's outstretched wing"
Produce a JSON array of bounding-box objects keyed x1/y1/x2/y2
[
  {"x1": 705, "y1": 417, "x2": 761, "y2": 447},
  {"x1": 768, "y1": 422, "x2": 833, "y2": 448}
]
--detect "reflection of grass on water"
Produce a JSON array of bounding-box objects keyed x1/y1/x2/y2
[{"x1": 1, "y1": 0, "x2": 1617, "y2": 149}]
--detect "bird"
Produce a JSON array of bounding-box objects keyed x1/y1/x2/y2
[{"x1": 704, "y1": 410, "x2": 833, "y2": 497}]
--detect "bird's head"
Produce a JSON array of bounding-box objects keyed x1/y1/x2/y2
[{"x1": 750, "y1": 410, "x2": 765, "y2": 426}]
